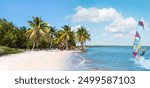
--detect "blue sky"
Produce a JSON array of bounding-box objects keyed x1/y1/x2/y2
[{"x1": 0, "y1": 0, "x2": 150, "y2": 46}]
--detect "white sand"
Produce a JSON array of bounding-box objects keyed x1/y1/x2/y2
[{"x1": 0, "y1": 50, "x2": 74, "y2": 71}]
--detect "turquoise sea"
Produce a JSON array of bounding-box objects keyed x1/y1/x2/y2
[{"x1": 68, "y1": 46, "x2": 150, "y2": 71}]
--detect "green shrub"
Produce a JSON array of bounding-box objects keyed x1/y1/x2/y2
[{"x1": 0, "y1": 46, "x2": 22, "y2": 56}]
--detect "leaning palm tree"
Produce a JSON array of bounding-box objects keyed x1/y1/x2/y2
[
  {"x1": 58, "y1": 25, "x2": 75, "y2": 50},
  {"x1": 26, "y1": 17, "x2": 50, "y2": 50},
  {"x1": 76, "y1": 26, "x2": 90, "y2": 51}
]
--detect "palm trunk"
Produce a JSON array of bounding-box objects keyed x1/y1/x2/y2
[
  {"x1": 81, "y1": 42, "x2": 84, "y2": 51},
  {"x1": 32, "y1": 42, "x2": 36, "y2": 51},
  {"x1": 36, "y1": 41, "x2": 38, "y2": 51},
  {"x1": 50, "y1": 41, "x2": 52, "y2": 50},
  {"x1": 84, "y1": 42, "x2": 86, "y2": 51},
  {"x1": 66, "y1": 39, "x2": 68, "y2": 50},
  {"x1": 49, "y1": 35, "x2": 52, "y2": 50}
]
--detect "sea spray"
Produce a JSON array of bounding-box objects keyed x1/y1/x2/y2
[{"x1": 134, "y1": 57, "x2": 150, "y2": 70}]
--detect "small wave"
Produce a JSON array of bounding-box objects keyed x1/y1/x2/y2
[
  {"x1": 134, "y1": 57, "x2": 150, "y2": 70},
  {"x1": 74, "y1": 53, "x2": 91, "y2": 67},
  {"x1": 67, "y1": 53, "x2": 92, "y2": 71},
  {"x1": 67, "y1": 53, "x2": 106, "y2": 71},
  {"x1": 73, "y1": 53, "x2": 92, "y2": 67}
]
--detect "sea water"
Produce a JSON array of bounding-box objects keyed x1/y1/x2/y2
[{"x1": 67, "y1": 46, "x2": 150, "y2": 71}]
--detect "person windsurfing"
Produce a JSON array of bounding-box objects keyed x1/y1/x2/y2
[
  {"x1": 137, "y1": 48, "x2": 147, "y2": 60},
  {"x1": 140, "y1": 48, "x2": 147, "y2": 56},
  {"x1": 133, "y1": 18, "x2": 145, "y2": 60}
]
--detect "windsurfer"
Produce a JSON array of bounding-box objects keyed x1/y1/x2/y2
[
  {"x1": 137, "y1": 48, "x2": 147, "y2": 60},
  {"x1": 140, "y1": 48, "x2": 147, "y2": 56},
  {"x1": 133, "y1": 18, "x2": 145, "y2": 60}
]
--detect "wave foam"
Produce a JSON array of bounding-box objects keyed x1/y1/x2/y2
[{"x1": 134, "y1": 57, "x2": 150, "y2": 70}]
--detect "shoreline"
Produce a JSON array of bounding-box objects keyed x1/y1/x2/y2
[{"x1": 0, "y1": 50, "x2": 78, "y2": 71}]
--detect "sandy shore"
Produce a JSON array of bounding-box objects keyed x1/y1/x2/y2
[{"x1": 0, "y1": 50, "x2": 74, "y2": 71}]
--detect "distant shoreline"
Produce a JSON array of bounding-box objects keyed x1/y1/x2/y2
[{"x1": 78, "y1": 45, "x2": 150, "y2": 47}]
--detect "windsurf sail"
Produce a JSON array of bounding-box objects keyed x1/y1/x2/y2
[{"x1": 133, "y1": 18, "x2": 144, "y2": 57}]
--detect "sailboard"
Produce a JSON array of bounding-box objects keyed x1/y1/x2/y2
[{"x1": 133, "y1": 18, "x2": 144, "y2": 57}]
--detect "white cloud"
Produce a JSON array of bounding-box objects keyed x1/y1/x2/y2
[
  {"x1": 105, "y1": 17, "x2": 137, "y2": 33},
  {"x1": 72, "y1": 6, "x2": 138, "y2": 38},
  {"x1": 114, "y1": 33, "x2": 125, "y2": 38},
  {"x1": 71, "y1": 6, "x2": 150, "y2": 45},
  {"x1": 72, "y1": 6, "x2": 122, "y2": 23},
  {"x1": 143, "y1": 21, "x2": 150, "y2": 30}
]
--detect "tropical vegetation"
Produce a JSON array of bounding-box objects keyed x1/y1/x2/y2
[
  {"x1": 26, "y1": 17, "x2": 50, "y2": 50},
  {"x1": 77, "y1": 26, "x2": 91, "y2": 51},
  {"x1": 0, "y1": 46, "x2": 21, "y2": 56},
  {"x1": 58, "y1": 25, "x2": 76, "y2": 50},
  {"x1": 0, "y1": 17, "x2": 91, "y2": 55}
]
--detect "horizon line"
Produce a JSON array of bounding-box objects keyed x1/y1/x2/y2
[{"x1": 78, "y1": 45, "x2": 150, "y2": 47}]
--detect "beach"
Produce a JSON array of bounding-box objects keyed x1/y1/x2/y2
[
  {"x1": 0, "y1": 50, "x2": 74, "y2": 71},
  {"x1": 0, "y1": 47, "x2": 150, "y2": 71}
]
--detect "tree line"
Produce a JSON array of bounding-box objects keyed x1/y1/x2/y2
[{"x1": 0, "y1": 17, "x2": 91, "y2": 51}]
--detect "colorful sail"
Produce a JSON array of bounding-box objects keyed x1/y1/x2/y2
[{"x1": 133, "y1": 19, "x2": 144, "y2": 57}]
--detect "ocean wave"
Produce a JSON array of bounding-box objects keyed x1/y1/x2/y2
[
  {"x1": 67, "y1": 52, "x2": 105, "y2": 71},
  {"x1": 134, "y1": 57, "x2": 150, "y2": 70}
]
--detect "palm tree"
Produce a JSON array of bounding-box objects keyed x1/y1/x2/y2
[
  {"x1": 26, "y1": 17, "x2": 50, "y2": 50},
  {"x1": 48, "y1": 26, "x2": 56, "y2": 49},
  {"x1": 58, "y1": 25, "x2": 75, "y2": 50},
  {"x1": 76, "y1": 26, "x2": 90, "y2": 51}
]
